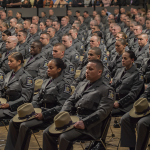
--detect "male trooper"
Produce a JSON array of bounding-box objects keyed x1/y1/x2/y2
[
  {"x1": 9, "y1": 18, "x2": 17, "y2": 36},
  {"x1": 61, "y1": 16, "x2": 71, "y2": 35},
  {"x1": 24, "y1": 40, "x2": 49, "y2": 80},
  {"x1": 47, "y1": 27, "x2": 59, "y2": 46},
  {"x1": 16, "y1": 30, "x2": 30, "y2": 59},
  {"x1": 134, "y1": 34, "x2": 149, "y2": 68},
  {"x1": 49, "y1": 9, "x2": 58, "y2": 21},
  {"x1": 69, "y1": 28, "x2": 84, "y2": 56},
  {"x1": 73, "y1": 47, "x2": 111, "y2": 87},
  {"x1": 106, "y1": 25, "x2": 121, "y2": 52},
  {"x1": 52, "y1": 20, "x2": 63, "y2": 42},
  {"x1": 14, "y1": 23, "x2": 23, "y2": 36},
  {"x1": 62, "y1": 33, "x2": 80, "y2": 69},
  {"x1": 23, "y1": 19, "x2": 31, "y2": 39},
  {"x1": 143, "y1": 19, "x2": 150, "y2": 36},
  {"x1": 0, "y1": 36, "x2": 17, "y2": 74},
  {"x1": 53, "y1": 43, "x2": 76, "y2": 84},
  {"x1": 39, "y1": 32, "x2": 53, "y2": 61},
  {"x1": 139, "y1": 16, "x2": 146, "y2": 30},
  {"x1": 26, "y1": 24, "x2": 40, "y2": 46},
  {"x1": 6, "y1": 10, "x2": 13, "y2": 25},
  {"x1": 128, "y1": 25, "x2": 143, "y2": 51}
]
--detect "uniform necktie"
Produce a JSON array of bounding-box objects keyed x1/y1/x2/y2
[
  {"x1": 47, "y1": 79, "x2": 52, "y2": 86},
  {"x1": 85, "y1": 83, "x2": 91, "y2": 91},
  {"x1": 5, "y1": 51, "x2": 9, "y2": 57},
  {"x1": 121, "y1": 70, "x2": 126, "y2": 78},
  {"x1": 9, "y1": 72, "x2": 15, "y2": 81},
  {"x1": 28, "y1": 56, "x2": 34, "y2": 63}
]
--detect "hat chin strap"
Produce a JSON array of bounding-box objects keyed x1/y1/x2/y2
[
  {"x1": 18, "y1": 111, "x2": 36, "y2": 121},
  {"x1": 55, "y1": 121, "x2": 76, "y2": 132},
  {"x1": 135, "y1": 106, "x2": 150, "y2": 115}
]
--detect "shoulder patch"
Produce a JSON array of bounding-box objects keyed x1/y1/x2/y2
[
  {"x1": 108, "y1": 90, "x2": 114, "y2": 100},
  {"x1": 69, "y1": 65, "x2": 75, "y2": 74},
  {"x1": 43, "y1": 60, "x2": 48, "y2": 68},
  {"x1": 75, "y1": 54, "x2": 79, "y2": 60},
  {"x1": 139, "y1": 73, "x2": 144, "y2": 81},
  {"x1": 103, "y1": 56, "x2": 107, "y2": 62},
  {"x1": 64, "y1": 84, "x2": 71, "y2": 94},
  {"x1": 0, "y1": 73, "x2": 4, "y2": 82},
  {"x1": 26, "y1": 77, "x2": 33, "y2": 86},
  {"x1": 105, "y1": 72, "x2": 111, "y2": 80}
]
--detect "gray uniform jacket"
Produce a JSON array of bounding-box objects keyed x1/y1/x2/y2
[
  {"x1": 26, "y1": 32, "x2": 40, "y2": 46},
  {"x1": 61, "y1": 77, "x2": 115, "y2": 139},
  {"x1": 40, "y1": 16, "x2": 47, "y2": 23},
  {"x1": 134, "y1": 44, "x2": 149, "y2": 68},
  {"x1": 55, "y1": 29, "x2": 64, "y2": 42},
  {"x1": 49, "y1": 15, "x2": 58, "y2": 21},
  {"x1": 141, "y1": 58, "x2": 150, "y2": 84},
  {"x1": 16, "y1": 41, "x2": 30, "y2": 59},
  {"x1": 111, "y1": 65, "x2": 144, "y2": 112},
  {"x1": 32, "y1": 74, "x2": 71, "y2": 120},
  {"x1": 106, "y1": 37, "x2": 116, "y2": 52},
  {"x1": 72, "y1": 64, "x2": 111, "y2": 87},
  {"x1": 108, "y1": 53, "x2": 123, "y2": 77},
  {"x1": 0, "y1": 42, "x2": 7, "y2": 54},
  {"x1": 73, "y1": 38, "x2": 84, "y2": 56},
  {"x1": 17, "y1": 18, "x2": 24, "y2": 24},
  {"x1": 84, "y1": 16, "x2": 92, "y2": 29},
  {"x1": 128, "y1": 37, "x2": 139, "y2": 51},
  {"x1": 64, "y1": 45, "x2": 80, "y2": 69},
  {"x1": 0, "y1": 68, "x2": 34, "y2": 113},
  {"x1": 24, "y1": 53, "x2": 49, "y2": 80},
  {"x1": 78, "y1": 29, "x2": 87, "y2": 44},
  {"x1": 0, "y1": 69, "x2": 5, "y2": 92},
  {"x1": 9, "y1": 27, "x2": 15, "y2": 36},
  {"x1": 140, "y1": 82, "x2": 150, "y2": 101},
  {"x1": 0, "y1": 48, "x2": 17, "y2": 74},
  {"x1": 5, "y1": 16, "x2": 13, "y2": 25},
  {"x1": 49, "y1": 36, "x2": 59, "y2": 46},
  {"x1": 61, "y1": 24, "x2": 71, "y2": 35},
  {"x1": 68, "y1": 15, "x2": 75, "y2": 25},
  {"x1": 41, "y1": 43, "x2": 53, "y2": 61},
  {"x1": 101, "y1": 15, "x2": 108, "y2": 26}
]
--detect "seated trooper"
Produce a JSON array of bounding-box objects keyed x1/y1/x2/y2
[
  {"x1": 62, "y1": 33, "x2": 80, "y2": 69},
  {"x1": 43, "y1": 59, "x2": 115, "y2": 150},
  {"x1": 0, "y1": 30, "x2": 11, "y2": 55},
  {"x1": 39, "y1": 32, "x2": 53, "y2": 60},
  {"x1": 123, "y1": 17, "x2": 131, "y2": 35},
  {"x1": 111, "y1": 51, "x2": 144, "y2": 116},
  {"x1": 9, "y1": 18, "x2": 17, "y2": 36},
  {"x1": 139, "y1": 16, "x2": 146, "y2": 30},
  {"x1": 47, "y1": 27, "x2": 59, "y2": 46},
  {"x1": 14, "y1": 23, "x2": 23, "y2": 36},
  {"x1": 121, "y1": 98, "x2": 150, "y2": 150},
  {"x1": 26, "y1": 24, "x2": 40, "y2": 46},
  {"x1": 143, "y1": 19, "x2": 150, "y2": 36},
  {"x1": 0, "y1": 22, "x2": 9, "y2": 43},
  {"x1": 109, "y1": 32, "x2": 129, "y2": 61},
  {"x1": 108, "y1": 39, "x2": 126, "y2": 78},
  {"x1": 5, "y1": 58, "x2": 71, "y2": 150},
  {"x1": 69, "y1": 28, "x2": 84, "y2": 56},
  {"x1": 134, "y1": 34, "x2": 149, "y2": 68},
  {"x1": 81, "y1": 35, "x2": 107, "y2": 70},
  {"x1": 0, "y1": 52, "x2": 34, "y2": 119},
  {"x1": 52, "y1": 43, "x2": 75, "y2": 84},
  {"x1": 128, "y1": 25, "x2": 142, "y2": 51},
  {"x1": 106, "y1": 25, "x2": 121, "y2": 52},
  {"x1": 141, "y1": 45, "x2": 150, "y2": 84},
  {"x1": 72, "y1": 47, "x2": 111, "y2": 87},
  {"x1": 0, "y1": 36, "x2": 18, "y2": 74},
  {"x1": 16, "y1": 30, "x2": 30, "y2": 59},
  {"x1": 23, "y1": 40, "x2": 49, "y2": 80}
]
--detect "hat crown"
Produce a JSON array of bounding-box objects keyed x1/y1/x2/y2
[
  {"x1": 54, "y1": 112, "x2": 72, "y2": 129},
  {"x1": 17, "y1": 103, "x2": 35, "y2": 118},
  {"x1": 134, "y1": 98, "x2": 149, "y2": 113},
  {"x1": 34, "y1": 79, "x2": 43, "y2": 91}
]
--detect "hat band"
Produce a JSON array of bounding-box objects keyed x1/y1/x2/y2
[
  {"x1": 55, "y1": 121, "x2": 76, "y2": 132},
  {"x1": 18, "y1": 111, "x2": 36, "y2": 120},
  {"x1": 135, "y1": 106, "x2": 150, "y2": 115},
  {"x1": 34, "y1": 89, "x2": 40, "y2": 93}
]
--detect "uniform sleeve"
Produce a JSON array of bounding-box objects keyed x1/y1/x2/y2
[
  {"x1": 118, "y1": 72, "x2": 144, "y2": 108},
  {"x1": 8, "y1": 75, "x2": 34, "y2": 111},
  {"x1": 0, "y1": 71, "x2": 5, "y2": 97},
  {"x1": 35, "y1": 58, "x2": 49, "y2": 80},
  {"x1": 71, "y1": 52, "x2": 80, "y2": 69},
  {"x1": 82, "y1": 88, "x2": 115, "y2": 130},
  {"x1": 42, "y1": 83, "x2": 72, "y2": 120}
]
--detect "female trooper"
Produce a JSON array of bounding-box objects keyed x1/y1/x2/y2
[
  {"x1": 108, "y1": 38, "x2": 126, "y2": 78},
  {"x1": 109, "y1": 32, "x2": 129, "y2": 61},
  {"x1": 111, "y1": 51, "x2": 144, "y2": 116},
  {"x1": 5, "y1": 58, "x2": 71, "y2": 150},
  {"x1": 0, "y1": 52, "x2": 34, "y2": 119},
  {"x1": 0, "y1": 30, "x2": 11, "y2": 55},
  {"x1": 39, "y1": 22, "x2": 47, "y2": 33}
]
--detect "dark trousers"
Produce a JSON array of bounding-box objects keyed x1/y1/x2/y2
[{"x1": 121, "y1": 112, "x2": 150, "y2": 150}]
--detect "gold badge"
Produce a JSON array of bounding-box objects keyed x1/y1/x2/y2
[{"x1": 27, "y1": 77, "x2": 33, "y2": 86}]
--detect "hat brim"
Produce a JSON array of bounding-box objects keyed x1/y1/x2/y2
[
  {"x1": 0, "y1": 98, "x2": 7, "y2": 104},
  {"x1": 129, "y1": 103, "x2": 150, "y2": 118},
  {"x1": 49, "y1": 115, "x2": 79, "y2": 134},
  {"x1": 13, "y1": 108, "x2": 42, "y2": 122}
]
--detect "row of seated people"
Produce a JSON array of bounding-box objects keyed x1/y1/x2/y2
[{"x1": 0, "y1": 7, "x2": 149, "y2": 150}]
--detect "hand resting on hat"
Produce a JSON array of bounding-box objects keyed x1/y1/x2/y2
[
  {"x1": 74, "y1": 120, "x2": 85, "y2": 130},
  {"x1": 1, "y1": 103, "x2": 9, "y2": 109},
  {"x1": 114, "y1": 102, "x2": 119, "y2": 108},
  {"x1": 34, "y1": 113, "x2": 43, "y2": 120}
]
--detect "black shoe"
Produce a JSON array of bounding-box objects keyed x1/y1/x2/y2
[
  {"x1": 85, "y1": 141, "x2": 98, "y2": 150},
  {"x1": 91, "y1": 141, "x2": 106, "y2": 150},
  {"x1": 113, "y1": 122, "x2": 120, "y2": 128}
]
